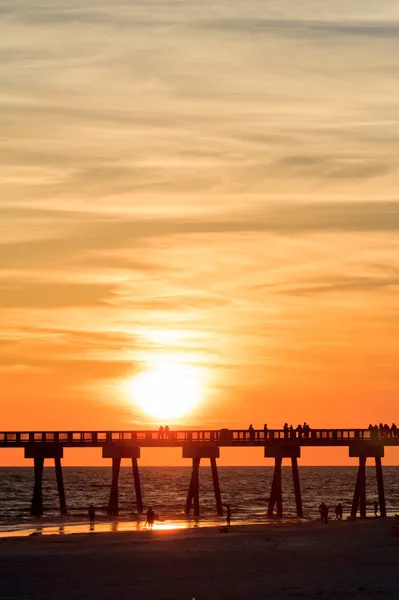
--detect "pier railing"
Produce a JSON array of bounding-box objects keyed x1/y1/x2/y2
[{"x1": 0, "y1": 428, "x2": 397, "y2": 447}]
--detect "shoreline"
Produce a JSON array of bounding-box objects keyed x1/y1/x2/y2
[
  {"x1": 0, "y1": 514, "x2": 310, "y2": 539},
  {"x1": 0, "y1": 513, "x2": 395, "y2": 541}
]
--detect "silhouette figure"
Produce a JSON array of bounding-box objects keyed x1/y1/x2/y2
[
  {"x1": 88, "y1": 504, "x2": 95, "y2": 528},
  {"x1": 248, "y1": 424, "x2": 254, "y2": 442},
  {"x1": 392, "y1": 423, "x2": 397, "y2": 438},
  {"x1": 283, "y1": 423, "x2": 289, "y2": 439},
  {"x1": 335, "y1": 503, "x2": 343, "y2": 520},
  {"x1": 296, "y1": 424, "x2": 303, "y2": 439},
  {"x1": 289, "y1": 424, "x2": 295, "y2": 439},
  {"x1": 146, "y1": 506, "x2": 155, "y2": 529},
  {"x1": 303, "y1": 423, "x2": 311, "y2": 438},
  {"x1": 165, "y1": 425, "x2": 170, "y2": 439},
  {"x1": 373, "y1": 501, "x2": 379, "y2": 517},
  {"x1": 226, "y1": 504, "x2": 232, "y2": 527},
  {"x1": 159, "y1": 425, "x2": 164, "y2": 440},
  {"x1": 319, "y1": 502, "x2": 329, "y2": 524},
  {"x1": 263, "y1": 424, "x2": 268, "y2": 439}
]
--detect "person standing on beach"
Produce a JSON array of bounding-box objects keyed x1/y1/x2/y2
[
  {"x1": 226, "y1": 504, "x2": 232, "y2": 527},
  {"x1": 335, "y1": 503, "x2": 343, "y2": 520},
  {"x1": 319, "y1": 502, "x2": 329, "y2": 524},
  {"x1": 373, "y1": 501, "x2": 379, "y2": 517},
  {"x1": 88, "y1": 504, "x2": 95, "y2": 528},
  {"x1": 146, "y1": 506, "x2": 155, "y2": 529}
]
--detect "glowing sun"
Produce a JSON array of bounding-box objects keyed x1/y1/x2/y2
[{"x1": 129, "y1": 360, "x2": 203, "y2": 420}]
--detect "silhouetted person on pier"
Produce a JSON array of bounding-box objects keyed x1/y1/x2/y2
[
  {"x1": 392, "y1": 423, "x2": 397, "y2": 438},
  {"x1": 335, "y1": 503, "x2": 343, "y2": 520},
  {"x1": 88, "y1": 504, "x2": 95, "y2": 528},
  {"x1": 159, "y1": 426, "x2": 164, "y2": 440},
  {"x1": 379, "y1": 423, "x2": 384, "y2": 438},
  {"x1": 165, "y1": 425, "x2": 170, "y2": 439},
  {"x1": 368, "y1": 424, "x2": 377, "y2": 438},
  {"x1": 303, "y1": 423, "x2": 311, "y2": 438},
  {"x1": 226, "y1": 504, "x2": 232, "y2": 527},
  {"x1": 297, "y1": 424, "x2": 303, "y2": 439},
  {"x1": 289, "y1": 424, "x2": 295, "y2": 439},
  {"x1": 263, "y1": 424, "x2": 268, "y2": 439},
  {"x1": 319, "y1": 502, "x2": 329, "y2": 524},
  {"x1": 249, "y1": 424, "x2": 254, "y2": 441},
  {"x1": 283, "y1": 423, "x2": 289, "y2": 438},
  {"x1": 373, "y1": 501, "x2": 379, "y2": 517},
  {"x1": 146, "y1": 507, "x2": 155, "y2": 529}
]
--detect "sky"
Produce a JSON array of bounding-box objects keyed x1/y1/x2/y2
[{"x1": 1, "y1": 0, "x2": 399, "y2": 465}]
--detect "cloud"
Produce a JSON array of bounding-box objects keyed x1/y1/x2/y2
[
  {"x1": 1, "y1": 200, "x2": 399, "y2": 269},
  {"x1": 196, "y1": 18, "x2": 399, "y2": 39},
  {"x1": 0, "y1": 282, "x2": 116, "y2": 308},
  {"x1": 277, "y1": 275, "x2": 399, "y2": 297}
]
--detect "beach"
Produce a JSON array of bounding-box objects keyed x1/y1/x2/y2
[{"x1": 0, "y1": 519, "x2": 398, "y2": 599}]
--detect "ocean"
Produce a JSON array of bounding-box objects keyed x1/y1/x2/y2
[{"x1": 0, "y1": 466, "x2": 398, "y2": 535}]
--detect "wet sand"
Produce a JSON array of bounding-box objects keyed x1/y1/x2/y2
[{"x1": 0, "y1": 518, "x2": 398, "y2": 599}]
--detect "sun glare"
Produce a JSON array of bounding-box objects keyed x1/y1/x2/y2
[{"x1": 128, "y1": 360, "x2": 203, "y2": 420}]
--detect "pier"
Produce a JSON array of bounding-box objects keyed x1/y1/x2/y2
[{"x1": 0, "y1": 428, "x2": 397, "y2": 518}]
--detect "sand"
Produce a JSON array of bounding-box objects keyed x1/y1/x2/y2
[{"x1": 0, "y1": 519, "x2": 398, "y2": 599}]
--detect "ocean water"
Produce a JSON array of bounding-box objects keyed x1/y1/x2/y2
[{"x1": 0, "y1": 467, "x2": 398, "y2": 533}]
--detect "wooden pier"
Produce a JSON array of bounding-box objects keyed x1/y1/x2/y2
[{"x1": 0, "y1": 428, "x2": 397, "y2": 518}]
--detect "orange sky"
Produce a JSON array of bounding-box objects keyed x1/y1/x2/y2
[{"x1": 1, "y1": 1, "x2": 399, "y2": 465}]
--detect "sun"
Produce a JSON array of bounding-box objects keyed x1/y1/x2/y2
[{"x1": 128, "y1": 359, "x2": 203, "y2": 420}]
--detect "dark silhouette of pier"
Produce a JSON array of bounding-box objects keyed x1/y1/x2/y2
[{"x1": 1, "y1": 428, "x2": 397, "y2": 519}]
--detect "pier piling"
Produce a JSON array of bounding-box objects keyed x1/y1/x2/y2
[
  {"x1": 55, "y1": 457, "x2": 67, "y2": 515},
  {"x1": 132, "y1": 457, "x2": 143, "y2": 514},
  {"x1": 291, "y1": 456, "x2": 303, "y2": 518},
  {"x1": 103, "y1": 445, "x2": 142, "y2": 516},
  {"x1": 349, "y1": 444, "x2": 385, "y2": 518},
  {"x1": 26, "y1": 444, "x2": 66, "y2": 517},
  {"x1": 375, "y1": 457, "x2": 386, "y2": 517},
  {"x1": 31, "y1": 457, "x2": 44, "y2": 517},
  {"x1": 192, "y1": 457, "x2": 200, "y2": 517},
  {"x1": 183, "y1": 444, "x2": 221, "y2": 517},
  {"x1": 266, "y1": 446, "x2": 301, "y2": 518},
  {"x1": 211, "y1": 457, "x2": 223, "y2": 516},
  {"x1": 108, "y1": 457, "x2": 121, "y2": 516}
]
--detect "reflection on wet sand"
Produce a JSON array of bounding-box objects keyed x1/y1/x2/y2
[{"x1": 0, "y1": 519, "x2": 199, "y2": 538}]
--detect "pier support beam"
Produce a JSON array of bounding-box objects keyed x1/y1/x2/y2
[
  {"x1": 265, "y1": 446, "x2": 301, "y2": 518},
  {"x1": 349, "y1": 444, "x2": 385, "y2": 518},
  {"x1": 55, "y1": 457, "x2": 67, "y2": 515},
  {"x1": 183, "y1": 444, "x2": 221, "y2": 517},
  {"x1": 31, "y1": 457, "x2": 44, "y2": 517},
  {"x1": 103, "y1": 445, "x2": 141, "y2": 516},
  {"x1": 26, "y1": 444, "x2": 66, "y2": 517},
  {"x1": 291, "y1": 456, "x2": 304, "y2": 518},
  {"x1": 185, "y1": 457, "x2": 201, "y2": 517},
  {"x1": 350, "y1": 456, "x2": 367, "y2": 518},
  {"x1": 375, "y1": 457, "x2": 386, "y2": 518},
  {"x1": 108, "y1": 457, "x2": 121, "y2": 516},
  {"x1": 132, "y1": 457, "x2": 143, "y2": 514},
  {"x1": 211, "y1": 457, "x2": 223, "y2": 516},
  {"x1": 267, "y1": 456, "x2": 283, "y2": 517}
]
